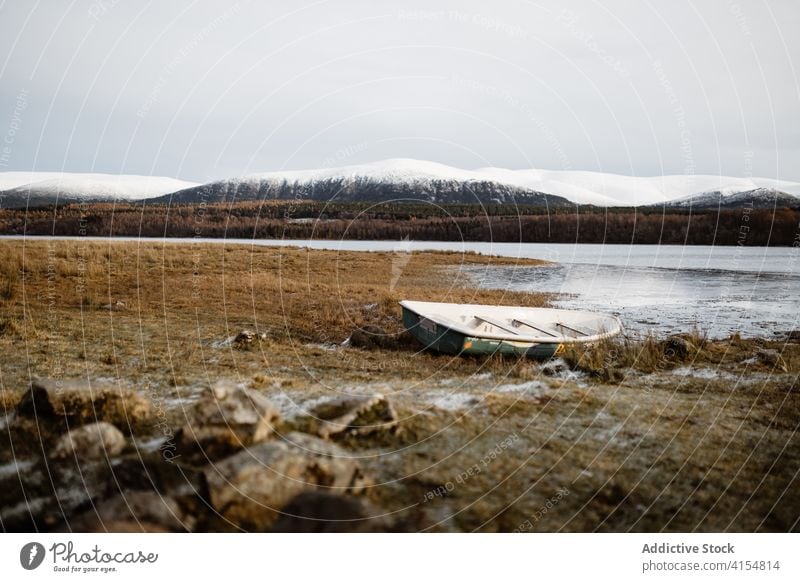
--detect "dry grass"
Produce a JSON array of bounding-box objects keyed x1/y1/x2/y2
[
  {"x1": 1, "y1": 239, "x2": 798, "y2": 532},
  {"x1": 563, "y1": 330, "x2": 799, "y2": 380},
  {"x1": 0, "y1": 240, "x2": 550, "y2": 399}
]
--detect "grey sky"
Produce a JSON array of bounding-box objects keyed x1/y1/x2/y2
[{"x1": 0, "y1": 0, "x2": 798, "y2": 182}]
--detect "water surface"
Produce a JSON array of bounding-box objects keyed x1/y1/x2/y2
[{"x1": 5, "y1": 236, "x2": 798, "y2": 337}]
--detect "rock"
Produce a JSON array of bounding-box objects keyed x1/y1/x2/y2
[
  {"x1": 757, "y1": 349, "x2": 788, "y2": 372},
  {"x1": 348, "y1": 325, "x2": 393, "y2": 350},
  {"x1": 0, "y1": 459, "x2": 48, "y2": 531},
  {"x1": 2, "y1": 452, "x2": 206, "y2": 532},
  {"x1": 272, "y1": 491, "x2": 384, "y2": 532},
  {"x1": 176, "y1": 381, "x2": 281, "y2": 460},
  {"x1": 110, "y1": 454, "x2": 208, "y2": 499},
  {"x1": 106, "y1": 454, "x2": 211, "y2": 529},
  {"x1": 51, "y1": 422, "x2": 126, "y2": 461},
  {"x1": 65, "y1": 491, "x2": 194, "y2": 532},
  {"x1": 0, "y1": 457, "x2": 112, "y2": 531},
  {"x1": 541, "y1": 359, "x2": 568, "y2": 377},
  {"x1": 305, "y1": 394, "x2": 398, "y2": 439},
  {"x1": 205, "y1": 431, "x2": 370, "y2": 531},
  {"x1": 233, "y1": 329, "x2": 265, "y2": 348},
  {"x1": 661, "y1": 335, "x2": 695, "y2": 361},
  {"x1": 16, "y1": 377, "x2": 151, "y2": 433}
]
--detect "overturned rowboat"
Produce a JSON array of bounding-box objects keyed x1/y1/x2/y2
[{"x1": 400, "y1": 300, "x2": 623, "y2": 359}]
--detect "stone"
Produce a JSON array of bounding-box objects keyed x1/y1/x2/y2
[
  {"x1": 661, "y1": 335, "x2": 695, "y2": 361},
  {"x1": 51, "y1": 422, "x2": 126, "y2": 461},
  {"x1": 0, "y1": 459, "x2": 49, "y2": 531},
  {"x1": 541, "y1": 359, "x2": 568, "y2": 377},
  {"x1": 205, "y1": 431, "x2": 370, "y2": 531},
  {"x1": 16, "y1": 377, "x2": 151, "y2": 433},
  {"x1": 233, "y1": 330, "x2": 265, "y2": 348},
  {"x1": 110, "y1": 454, "x2": 208, "y2": 499},
  {"x1": 272, "y1": 491, "x2": 384, "y2": 532},
  {"x1": 0, "y1": 458, "x2": 112, "y2": 531},
  {"x1": 65, "y1": 491, "x2": 194, "y2": 532},
  {"x1": 176, "y1": 381, "x2": 281, "y2": 460},
  {"x1": 305, "y1": 393, "x2": 398, "y2": 439}
]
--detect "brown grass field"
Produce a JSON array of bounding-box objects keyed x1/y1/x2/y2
[{"x1": 1, "y1": 239, "x2": 799, "y2": 532}]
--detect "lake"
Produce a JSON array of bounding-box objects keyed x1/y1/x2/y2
[{"x1": 4, "y1": 236, "x2": 799, "y2": 338}]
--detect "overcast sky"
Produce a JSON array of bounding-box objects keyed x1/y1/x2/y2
[{"x1": 0, "y1": 0, "x2": 798, "y2": 182}]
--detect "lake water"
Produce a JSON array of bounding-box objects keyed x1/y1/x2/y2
[{"x1": 4, "y1": 236, "x2": 799, "y2": 338}]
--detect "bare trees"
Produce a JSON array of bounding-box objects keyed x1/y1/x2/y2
[{"x1": 2, "y1": 201, "x2": 798, "y2": 246}]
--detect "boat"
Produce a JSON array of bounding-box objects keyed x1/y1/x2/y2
[{"x1": 400, "y1": 300, "x2": 623, "y2": 359}]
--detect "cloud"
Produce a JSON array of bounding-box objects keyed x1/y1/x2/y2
[{"x1": 0, "y1": 0, "x2": 797, "y2": 181}]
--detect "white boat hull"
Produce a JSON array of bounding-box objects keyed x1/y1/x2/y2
[{"x1": 400, "y1": 300, "x2": 622, "y2": 358}]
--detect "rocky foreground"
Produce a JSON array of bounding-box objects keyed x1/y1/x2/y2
[
  {"x1": 2, "y1": 329, "x2": 799, "y2": 533},
  {"x1": 0, "y1": 241, "x2": 798, "y2": 532},
  {"x1": 2, "y1": 377, "x2": 399, "y2": 532}
]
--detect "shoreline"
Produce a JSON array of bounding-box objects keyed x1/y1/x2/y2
[{"x1": 0, "y1": 233, "x2": 795, "y2": 250}]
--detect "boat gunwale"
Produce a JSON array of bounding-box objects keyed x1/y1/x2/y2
[{"x1": 400, "y1": 300, "x2": 622, "y2": 344}]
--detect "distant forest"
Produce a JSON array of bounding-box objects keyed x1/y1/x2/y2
[{"x1": 2, "y1": 200, "x2": 799, "y2": 246}]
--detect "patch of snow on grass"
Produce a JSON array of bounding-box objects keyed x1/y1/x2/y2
[
  {"x1": 425, "y1": 391, "x2": 480, "y2": 412},
  {"x1": 493, "y1": 379, "x2": 549, "y2": 397},
  {"x1": 0, "y1": 459, "x2": 35, "y2": 479},
  {"x1": 672, "y1": 367, "x2": 720, "y2": 379},
  {"x1": 264, "y1": 391, "x2": 310, "y2": 419},
  {"x1": 671, "y1": 366, "x2": 745, "y2": 381}
]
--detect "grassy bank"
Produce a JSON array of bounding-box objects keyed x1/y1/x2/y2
[
  {"x1": 0, "y1": 240, "x2": 551, "y2": 426},
  {"x1": 1, "y1": 240, "x2": 798, "y2": 532}
]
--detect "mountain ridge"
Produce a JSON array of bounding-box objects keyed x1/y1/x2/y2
[
  {"x1": 2, "y1": 159, "x2": 799, "y2": 209},
  {"x1": 653, "y1": 187, "x2": 800, "y2": 210},
  {"x1": 0, "y1": 173, "x2": 198, "y2": 209}
]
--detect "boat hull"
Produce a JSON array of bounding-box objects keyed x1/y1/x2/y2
[{"x1": 402, "y1": 305, "x2": 563, "y2": 360}]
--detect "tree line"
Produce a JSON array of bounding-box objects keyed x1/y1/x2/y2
[{"x1": 1, "y1": 201, "x2": 798, "y2": 246}]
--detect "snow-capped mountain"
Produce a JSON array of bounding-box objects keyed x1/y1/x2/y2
[
  {"x1": 656, "y1": 187, "x2": 800, "y2": 209},
  {"x1": 473, "y1": 168, "x2": 800, "y2": 207},
  {"x1": 2, "y1": 160, "x2": 799, "y2": 209},
  {"x1": 147, "y1": 159, "x2": 571, "y2": 207},
  {"x1": 150, "y1": 159, "x2": 800, "y2": 208},
  {"x1": 0, "y1": 173, "x2": 199, "y2": 208}
]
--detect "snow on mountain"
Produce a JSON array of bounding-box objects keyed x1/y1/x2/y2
[
  {"x1": 0, "y1": 172, "x2": 68, "y2": 191},
  {"x1": 151, "y1": 159, "x2": 571, "y2": 206},
  {"x1": 661, "y1": 187, "x2": 800, "y2": 209},
  {"x1": 216, "y1": 159, "x2": 800, "y2": 207},
  {"x1": 245, "y1": 158, "x2": 487, "y2": 184},
  {"x1": 0, "y1": 172, "x2": 199, "y2": 207},
  {"x1": 474, "y1": 167, "x2": 800, "y2": 206},
  {"x1": 2, "y1": 173, "x2": 198, "y2": 199},
  {"x1": 3, "y1": 160, "x2": 799, "y2": 208}
]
